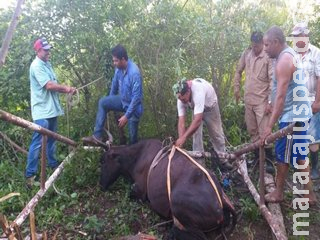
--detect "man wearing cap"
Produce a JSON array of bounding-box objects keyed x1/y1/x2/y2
[
  {"x1": 26, "y1": 37, "x2": 76, "y2": 188},
  {"x1": 234, "y1": 31, "x2": 274, "y2": 173},
  {"x1": 291, "y1": 22, "x2": 320, "y2": 180},
  {"x1": 172, "y1": 78, "x2": 226, "y2": 155},
  {"x1": 82, "y1": 44, "x2": 143, "y2": 146}
]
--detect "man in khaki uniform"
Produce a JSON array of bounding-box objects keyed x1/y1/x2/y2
[{"x1": 234, "y1": 31, "x2": 273, "y2": 172}]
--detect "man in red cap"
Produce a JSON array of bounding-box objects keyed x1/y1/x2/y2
[{"x1": 26, "y1": 37, "x2": 76, "y2": 188}]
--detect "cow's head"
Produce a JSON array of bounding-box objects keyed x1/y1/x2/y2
[{"x1": 99, "y1": 149, "x2": 121, "y2": 191}]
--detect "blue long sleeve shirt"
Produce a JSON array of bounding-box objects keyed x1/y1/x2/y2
[{"x1": 109, "y1": 59, "x2": 143, "y2": 119}]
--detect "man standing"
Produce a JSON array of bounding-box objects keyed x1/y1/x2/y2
[
  {"x1": 234, "y1": 31, "x2": 274, "y2": 172},
  {"x1": 291, "y1": 22, "x2": 320, "y2": 180},
  {"x1": 82, "y1": 44, "x2": 143, "y2": 145},
  {"x1": 26, "y1": 37, "x2": 76, "y2": 188},
  {"x1": 172, "y1": 78, "x2": 226, "y2": 154},
  {"x1": 261, "y1": 26, "x2": 317, "y2": 204}
]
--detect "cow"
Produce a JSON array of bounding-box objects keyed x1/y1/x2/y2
[{"x1": 100, "y1": 139, "x2": 236, "y2": 240}]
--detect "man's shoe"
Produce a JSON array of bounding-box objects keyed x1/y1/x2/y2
[
  {"x1": 82, "y1": 135, "x2": 108, "y2": 148},
  {"x1": 26, "y1": 176, "x2": 39, "y2": 189}
]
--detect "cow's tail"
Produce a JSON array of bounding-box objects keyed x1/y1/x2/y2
[{"x1": 221, "y1": 191, "x2": 237, "y2": 236}]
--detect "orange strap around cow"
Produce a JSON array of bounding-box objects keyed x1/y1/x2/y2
[{"x1": 167, "y1": 145, "x2": 223, "y2": 209}]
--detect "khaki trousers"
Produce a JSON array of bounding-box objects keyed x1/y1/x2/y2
[
  {"x1": 193, "y1": 103, "x2": 226, "y2": 153},
  {"x1": 245, "y1": 102, "x2": 269, "y2": 143}
]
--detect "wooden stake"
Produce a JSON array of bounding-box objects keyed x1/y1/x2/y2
[
  {"x1": 259, "y1": 146, "x2": 265, "y2": 205},
  {"x1": 40, "y1": 135, "x2": 47, "y2": 190},
  {"x1": 29, "y1": 212, "x2": 36, "y2": 240},
  {"x1": 237, "y1": 159, "x2": 287, "y2": 240}
]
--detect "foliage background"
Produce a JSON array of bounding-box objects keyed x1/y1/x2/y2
[{"x1": 1, "y1": 0, "x2": 320, "y2": 239}]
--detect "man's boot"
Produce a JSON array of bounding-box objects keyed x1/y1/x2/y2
[
  {"x1": 310, "y1": 151, "x2": 320, "y2": 180},
  {"x1": 265, "y1": 148, "x2": 275, "y2": 174}
]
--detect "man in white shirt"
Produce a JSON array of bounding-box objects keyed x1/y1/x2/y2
[
  {"x1": 172, "y1": 78, "x2": 226, "y2": 154},
  {"x1": 292, "y1": 22, "x2": 320, "y2": 179}
]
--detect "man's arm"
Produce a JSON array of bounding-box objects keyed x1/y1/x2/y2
[
  {"x1": 178, "y1": 115, "x2": 186, "y2": 137},
  {"x1": 311, "y1": 50, "x2": 320, "y2": 113},
  {"x1": 45, "y1": 81, "x2": 75, "y2": 94},
  {"x1": 263, "y1": 53, "x2": 294, "y2": 142},
  {"x1": 234, "y1": 50, "x2": 246, "y2": 103},
  {"x1": 265, "y1": 57, "x2": 274, "y2": 114},
  {"x1": 124, "y1": 73, "x2": 143, "y2": 120},
  {"x1": 118, "y1": 73, "x2": 143, "y2": 128},
  {"x1": 109, "y1": 69, "x2": 119, "y2": 96},
  {"x1": 175, "y1": 113, "x2": 203, "y2": 147},
  {"x1": 312, "y1": 76, "x2": 320, "y2": 113}
]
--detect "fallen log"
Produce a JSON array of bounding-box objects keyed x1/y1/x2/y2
[
  {"x1": 237, "y1": 159, "x2": 287, "y2": 240},
  {"x1": 265, "y1": 172, "x2": 287, "y2": 237},
  {"x1": 187, "y1": 122, "x2": 295, "y2": 161}
]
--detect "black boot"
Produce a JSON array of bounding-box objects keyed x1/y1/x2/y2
[
  {"x1": 310, "y1": 151, "x2": 320, "y2": 180},
  {"x1": 265, "y1": 148, "x2": 275, "y2": 174}
]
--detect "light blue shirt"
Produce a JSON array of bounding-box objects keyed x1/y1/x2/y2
[
  {"x1": 271, "y1": 47, "x2": 312, "y2": 122},
  {"x1": 29, "y1": 57, "x2": 64, "y2": 120}
]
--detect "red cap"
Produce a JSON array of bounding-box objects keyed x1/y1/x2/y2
[{"x1": 33, "y1": 37, "x2": 52, "y2": 51}]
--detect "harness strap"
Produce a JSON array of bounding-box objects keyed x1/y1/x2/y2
[
  {"x1": 167, "y1": 145, "x2": 223, "y2": 208},
  {"x1": 147, "y1": 146, "x2": 171, "y2": 195}
]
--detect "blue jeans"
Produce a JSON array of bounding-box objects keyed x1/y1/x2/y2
[
  {"x1": 93, "y1": 95, "x2": 140, "y2": 144},
  {"x1": 26, "y1": 117, "x2": 59, "y2": 178}
]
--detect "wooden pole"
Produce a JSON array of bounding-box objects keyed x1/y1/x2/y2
[
  {"x1": 0, "y1": 0, "x2": 25, "y2": 67},
  {"x1": 40, "y1": 135, "x2": 47, "y2": 190},
  {"x1": 0, "y1": 110, "x2": 77, "y2": 147},
  {"x1": 237, "y1": 159, "x2": 287, "y2": 240},
  {"x1": 259, "y1": 146, "x2": 265, "y2": 205},
  {"x1": 29, "y1": 212, "x2": 36, "y2": 240},
  {"x1": 10, "y1": 150, "x2": 76, "y2": 228}
]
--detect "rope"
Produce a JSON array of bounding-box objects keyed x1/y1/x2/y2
[
  {"x1": 66, "y1": 76, "x2": 104, "y2": 109},
  {"x1": 167, "y1": 146, "x2": 223, "y2": 208},
  {"x1": 64, "y1": 76, "x2": 105, "y2": 139}
]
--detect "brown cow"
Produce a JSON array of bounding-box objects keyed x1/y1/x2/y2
[{"x1": 100, "y1": 139, "x2": 236, "y2": 240}]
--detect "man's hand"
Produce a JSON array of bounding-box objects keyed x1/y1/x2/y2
[
  {"x1": 175, "y1": 136, "x2": 186, "y2": 148},
  {"x1": 265, "y1": 102, "x2": 273, "y2": 114},
  {"x1": 66, "y1": 86, "x2": 77, "y2": 95},
  {"x1": 261, "y1": 126, "x2": 272, "y2": 146},
  {"x1": 118, "y1": 115, "x2": 128, "y2": 128},
  {"x1": 311, "y1": 102, "x2": 320, "y2": 114}
]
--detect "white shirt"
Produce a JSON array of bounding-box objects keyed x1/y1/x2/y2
[
  {"x1": 177, "y1": 78, "x2": 218, "y2": 116},
  {"x1": 302, "y1": 44, "x2": 320, "y2": 100}
]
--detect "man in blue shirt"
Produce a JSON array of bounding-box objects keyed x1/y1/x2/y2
[
  {"x1": 26, "y1": 37, "x2": 76, "y2": 188},
  {"x1": 82, "y1": 44, "x2": 143, "y2": 146}
]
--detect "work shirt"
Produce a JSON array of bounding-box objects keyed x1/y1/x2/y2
[
  {"x1": 271, "y1": 47, "x2": 312, "y2": 122},
  {"x1": 300, "y1": 44, "x2": 320, "y2": 101},
  {"x1": 234, "y1": 48, "x2": 273, "y2": 105},
  {"x1": 177, "y1": 78, "x2": 217, "y2": 116},
  {"x1": 109, "y1": 59, "x2": 143, "y2": 120},
  {"x1": 29, "y1": 56, "x2": 63, "y2": 120}
]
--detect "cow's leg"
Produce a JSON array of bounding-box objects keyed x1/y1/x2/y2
[
  {"x1": 172, "y1": 225, "x2": 208, "y2": 240},
  {"x1": 130, "y1": 183, "x2": 147, "y2": 201}
]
